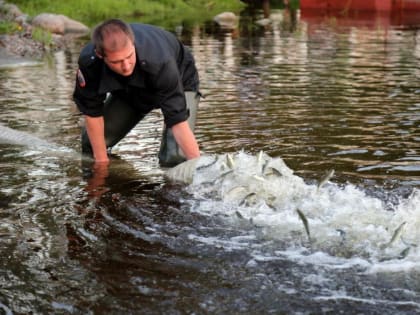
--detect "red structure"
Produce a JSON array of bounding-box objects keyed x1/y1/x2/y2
[
  {"x1": 300, "y1": 0, "x2": 420, "y2": 28},
  {"x1": 300, "y1": 0, "x2": 420, "y2": 11}
]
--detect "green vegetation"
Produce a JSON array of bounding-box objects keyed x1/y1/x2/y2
[
  {"x1": 12, "y1": 0, "x2": 246, "y2": 28},
  {"x1": 0, "y1": 20, "x2": 19, "y2": 34},
  {"x1": 31, "y1": 26, "x2": 53, "y2": 47},
  {"x1": 268, "y1": 0, "x2": 300, "y2": 10}
]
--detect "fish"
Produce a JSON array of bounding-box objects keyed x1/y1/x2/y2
[
  {"x1": 235, "y1": 210, "x2": 245, "y2": 219},
  {"x1": 257, "y1": 150, "x2": 264, "y2": 164},
  {"x1": 201, "y1": 169, "x2": 234, "y2": 186},
  {"x1": 196, "y1": 155, "x2": 218, "y2": 171},
  {"x1": 317, "y1": 169, "x2": 335, "y2": 190},
  {"x1": 380, "y1": 221, "x2": 406, "y2": 250},
  {"x1": 252, "y1": 175, "x2": 265, "y2": 182},
  {"x1": 224, "y1": 186, "x2": 248, "y2": 202},
  {"x1": 226, "y1": 153, "x2": 235, "y2": 169},
  {"x1": 296, "y1": 208, "x2": 311, "y2": 242},
  {"x1": 225, "y1": 185, "x2": 247, "y2": 196},
  {"x1": 264, "y1": 166, "x2": 282, "y2": 177},
  {"x1": 261, "y1": 159, "x2": 270, "y2": 174},
  {"x1": 219, "y1": 169, "x2": 234, "y2": 179},
  {"x1": 239, "y1": 192, "x2": 257, "y2": 206},
  {"x1": 380, "y1": 246, "x2": 411, "y2": 262},
  {"x1": 398, "y1": 247, "x2": 411, "y2": 259},
  {"x1": 166, "y1": 152, "x2": 296, "y2": 185}
]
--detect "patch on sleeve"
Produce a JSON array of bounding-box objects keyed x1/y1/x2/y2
[{"x1": 77, "y1": 69, "x2": 86, "y2": 88}]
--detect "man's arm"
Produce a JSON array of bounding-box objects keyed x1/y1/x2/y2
[
  {"x1": 85, "y1": 115, "x2": 109, "y2": 162},
  {"x1": 171, "y1": 121, "x2": 200, "y2": 160}
]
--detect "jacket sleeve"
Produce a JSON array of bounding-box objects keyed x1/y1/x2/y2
[
  {"x1": 154, "y1": 59, "x2": 189, "y2": 128},
  {"x1": 72, "y1": 46, "x2": 106, "y2": 117}
]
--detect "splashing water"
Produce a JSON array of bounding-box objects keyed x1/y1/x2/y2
[
  {"x1": 167, "y1": 151, "x2": 420, "y2": 270},
  {"x1": 0, "y1": 124, "x2": 75, "y2": 154}
]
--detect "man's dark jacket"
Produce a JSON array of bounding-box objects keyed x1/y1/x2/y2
[{"x1": 73, "y1": 23, "x2": 199, "y2": 128}]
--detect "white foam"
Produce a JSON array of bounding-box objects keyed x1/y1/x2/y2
[{"x1": 169, "y1": 151, "x2": 420, "y2": 272}]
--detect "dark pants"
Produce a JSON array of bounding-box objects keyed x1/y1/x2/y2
[{"x1": 81, "y1": 91, "x2": 200, "y2": 167}]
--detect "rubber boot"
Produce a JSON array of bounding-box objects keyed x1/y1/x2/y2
[{"x1": 158, "y1": 91, "x2": 199, "y2": 167}]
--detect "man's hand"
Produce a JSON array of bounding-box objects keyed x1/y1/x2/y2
[
  {"x1": 85, "y1": 160, "x2": 110, "y2": 199},
  {"x1": 171, "y1": 121, "x2": 200, "y2": 160},
  {"x1": 85, "y1": 115, "x2": 109, "y2": 162}
]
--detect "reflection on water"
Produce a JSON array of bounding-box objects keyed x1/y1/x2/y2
[
  {"x1": 0, "y1": 6, "x2": 420, "y2": 314},
  {"x1": 194, "y1": 8, "x2": 420, "y2": 187}
]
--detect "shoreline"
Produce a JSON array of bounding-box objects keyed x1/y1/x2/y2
[
  {"x1": 0, "y1": 1, "x2": 87, "y2": 65},
  {"x1": 0, "y1": 31, "x2": 81, "y2": 67}
]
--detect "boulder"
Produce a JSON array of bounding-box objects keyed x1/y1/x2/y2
[
  {"x1": 213, "y1": 12, "x2": 238, "y2": 30},
  {"x1": 32, "y1": 13, "x2": 89, "y2": 35},
  {"x1": 1, "y1": 2, "x2": 23, "y2": 18}
]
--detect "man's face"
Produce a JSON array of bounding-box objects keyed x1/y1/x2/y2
[{"x1": 102, "y1": 42, "x2": 136, "y2": 77}]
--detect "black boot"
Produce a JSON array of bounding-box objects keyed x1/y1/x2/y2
[{"x1": 158, "y1": 91, "x2": 200, "y2": 167}]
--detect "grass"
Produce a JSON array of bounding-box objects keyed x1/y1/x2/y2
[
  {"x1": 0, "y1": 20, "x2": 18, "y2": 34},
  {"x1": 31, "y1": 26, "x2": 53, "y2": 47},
  {"x1": 0, "y1": 21, "x2": 15, "y2": 34},
  {"x1": 12, "y1": 0, "x2": 246, "y2": 29}
]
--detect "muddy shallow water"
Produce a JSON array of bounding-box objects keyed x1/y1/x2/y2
[{"x1": 1, "y1": 7, "x2": 420, "y2": 314}]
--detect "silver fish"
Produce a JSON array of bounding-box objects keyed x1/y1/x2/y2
[
  {"x1": 196, "y1": 155, "x2": 218, "y2": 171},
  {"x1": 219, "y1": 169, "x2": 234, "y2": 179},
  {"x1": 239, "y1": 192, "x2": 257, "y2": 206},
  {"x1": 318, "y1": 169, "x2": 335, "y2": 190},
  {"x1": 226, "y1": 185, "x2": 247, "y2": 196},
  {"x1": 224, "y1": 186, "x2": 248, "y2": 201},
  {"x1": 380, "y1": 245, "x2": 411, "y2": 262},
  {"x1": 252, "y1": 175, "x2": 265, "y2": 182},
  {"x1": 257, "y1": 150, "x2": 264, "y2": 164},
  {"x1": 261, "y1": 159, "x2": 270, "y2": 174},
  {"x1": 226, "y1": 153, "x2": 235, "y2": 169},
  {"x1": 296, "y1": 208, "x2": 311, "y2": 242},
  {"x1": 398, "y1": 247, "x2": 411, "y2": 259},
  {"x1": 235, "y1": 210, "x2": 245, "y2": 219},
  {"x1": 264, "y1": 166, "x2": 282, "y2": 177},
  {"x1": 381, "y1": 221, "x2": 406, "y2": 249}
]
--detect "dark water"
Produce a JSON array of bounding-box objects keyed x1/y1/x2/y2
[{"x1": 1, "y1": 7, "x2": 420, "y2": 314}]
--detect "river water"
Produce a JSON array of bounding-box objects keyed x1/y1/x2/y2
[{"x1": 0, "y1": 6, "x2": 420, "y2": 315}]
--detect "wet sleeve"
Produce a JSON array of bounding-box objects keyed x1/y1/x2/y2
[
  {"x1": 72, "y1": 68, "x2": 106, "y2": 117},
  {"x1": 154, "y1": 59, "x2": 189, "y2": 128}
]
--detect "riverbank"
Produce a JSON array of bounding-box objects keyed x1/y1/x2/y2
[
  {"x1": 0, "y1": 1, "x2": 82, "y2": 62},
  {"x1": 0, "y1": 29, "x2": 74, "y2": 60},
  {"x1": 0, "y1": 0, "x2": 246, "y2": 63}
]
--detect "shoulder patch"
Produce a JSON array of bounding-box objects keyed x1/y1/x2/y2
[{"x1": 77, "y1": 69, "x2": 86, "y2": 88}]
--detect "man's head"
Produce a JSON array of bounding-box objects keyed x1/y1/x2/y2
[{"x1": 92, "y1": 19, "x2": 136, "y2": 76}]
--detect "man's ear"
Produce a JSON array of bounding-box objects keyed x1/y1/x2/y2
[{"x1": 95, "y1": 49, "x2": 103, "y2": 59}]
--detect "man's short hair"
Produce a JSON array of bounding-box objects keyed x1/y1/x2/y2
[{"x1": 92, "y1": 19, "x2": 135, "y2": 57}]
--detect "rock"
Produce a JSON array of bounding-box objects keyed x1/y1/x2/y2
[
  {"x1": 2, "y1": 2, "x2": 23, "y2": 18},
  {"x1": 213, "y1": 12, "x2": 238, "y2": 30},
  {"x1": 14, "y1": 14, "x2": 29, "y2": 26},
  {"x1": 0, "y1": 4, "x2": 81, "y2": 61},
  {"x1": 255, "y1": 18, "x2": 272, "y2": 27},
  {"x1": 32, "y1": 13, "x2": 89, "y2": 35}
]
